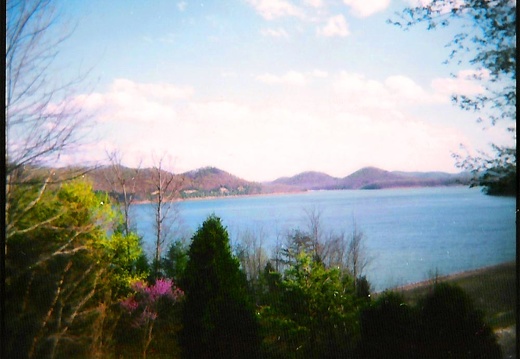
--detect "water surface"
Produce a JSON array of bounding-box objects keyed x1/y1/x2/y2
[{"x1": 132, "y1": 187, "x2": 515, "y2": 291}]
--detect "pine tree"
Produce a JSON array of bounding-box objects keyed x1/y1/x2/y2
[{"x1": 180, "y1": 215, "x2": 260, "y2": 358}]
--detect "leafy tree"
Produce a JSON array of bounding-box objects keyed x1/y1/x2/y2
[
  {"x1": 180, "y1": 215, "x2": 261, "y2": 358},
  {"x1": 358, "y1": 292, "x2": 420, "y2": 358},
  {"x1": 418, "y1": 283, "x2": 501, "y2": 358},
  {"x1": 161, "y1": 239, "x2": 189, "y2": 283},
  {"x1": 355, "y1": 275, "x2": 371, "y2": 300},
  {"x1": 257, "y1": 261, "x2": 284, "y2": 307},
  {"x1": 358, "y1": 284, "x2": 501, "y2": 358},
  {"x1": 101, "y1": 230, "x2": 149, "y2": 295},
  {"x1": 5, "y1": 179, "x2": 152, "y2": 358},
  {"x1": 391, "y1": 0, "x2": 516, "y2": 195},
  {"x1": 6, "y1": 181, "x2": 113, "y2": 357},
  {"x1": 259, "y1": 252, "x2": 361, "y2": 358}
]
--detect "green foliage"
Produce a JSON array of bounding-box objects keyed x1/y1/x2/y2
[
  {"x1": 458, "y1": 144, "x2": 517, "y2": 196},
  {"x1": 355, "y1": 275, "x2": 371, "y2": 300},
  {"x1": 359, "y1": 283, "x2": 501, "y2": 358},
  {"x1": 418, "y1": 283, "x2": 501, "y2": 358},
  {"x1": 6, "y1": 180, "x2": 117, "y2": 358},
  {"x1": 101, "y1": 231, "x2": 149, "y2": 296},
  {"x1": 358, "y1": 292, "x2": 420, "y2": 358},
  {"x1": 180, "y1": 215, "x2": 261, "y2": 358},
  {"x1": 161, "y1": 240, "x2": 189, "y2": 283},
  {"x1": 259, "y1": 252, "x2": 361, "y2": 358},
  {"x1": 5, "y1": 179, "x2": 153, "y2": 358}
]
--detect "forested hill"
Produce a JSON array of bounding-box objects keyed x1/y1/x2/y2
[
  {"x1": 269, "y1": 166, "x2": 471, "y2": 191},
  {"x1": 50, "y1": 165, "x2": 471, "y2": 201}
]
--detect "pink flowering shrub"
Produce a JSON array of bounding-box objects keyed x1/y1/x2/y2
[{"x1": 120, "y1": 278, "x2": 184, "y2": 328}]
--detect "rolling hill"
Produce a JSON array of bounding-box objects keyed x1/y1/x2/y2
[
  {"x1": 44, "y1": 165, "x2": 471, "y2": 201},
  {"x1": 266, "y1": 166, "x2": 470, "y2": 191}
]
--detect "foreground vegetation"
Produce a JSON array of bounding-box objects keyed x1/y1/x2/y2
[
  {"x1": 6, "y1": 173, "x2": 509, "y2": 358},
  {"x1": 391, "y1": 262, "x2": 516, "y2": 358}
]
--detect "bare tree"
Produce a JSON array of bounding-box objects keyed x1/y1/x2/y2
[
  {"x1": 320, "y1": 230, "x2": 349, "y2": 272},
  {"x1": 234, "y1": 227, "x2": 269, "y2": 284},
  {"x1": 6, "y1": 0, "x2": 88, "y2": 173},
  {"x1": 6, "y1": 0, "x2": 92, "y2": 245},
  {"x1": 270, "y1": 232, "x2": 285, "y2": 273},
  {"x1": 104, "y1": 150, "x2": 141, "y2": 236},
  {"x1": 149, "y1": 155, "x2": 182, "y2": 278},
  {"x1": 346, "y1": 223, "x2": 372, "y2": 290},
  {"x1": 303, "y1": 206, "x2": 323, "y2": 259}
]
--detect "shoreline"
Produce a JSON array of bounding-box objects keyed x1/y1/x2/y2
[
  {"x1": 132, "y1": 190, "x2": 304, "y2": 205},
  {"x1": 386, "y1": 261, "x2": 516, "y2": 293},
  {"x1": 131, "y1": 184, "x2": 473, "y2": 205}
]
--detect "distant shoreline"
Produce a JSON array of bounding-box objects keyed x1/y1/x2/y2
[
  {"x1": 132, "y1": 190, "x2": 304, "y2": 205},
  {"x1": 132, "y1": 184, "x2": 472, "y2": 205}
]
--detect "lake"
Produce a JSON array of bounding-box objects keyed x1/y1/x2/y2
[{"x1": 132, "y1": 186, "x2": 516, "y2": 291}]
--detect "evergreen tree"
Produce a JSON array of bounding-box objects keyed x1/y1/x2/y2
[
  {"x1": 162, "y1": 240, "x2": 189, "y2": 283},
  {"x1": 180, "y1": 215, "x2": 260, "y2": 358}
]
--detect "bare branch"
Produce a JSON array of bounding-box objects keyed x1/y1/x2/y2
[
  {"x1": 149, "y1": 154, "x2": 182, "y2": 278},
  {"x1": 6, "y1": 0, "x2": 89, "y2": 171}
]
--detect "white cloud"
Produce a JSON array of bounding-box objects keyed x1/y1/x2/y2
[
  {"x1": 111, "y1": 78, "x2": 193, "y2": 102},
  {"x1": 247, "y1": 0, "x2": 305, "y2": 20},
  {"x1": 333, "y1": 72, "x2": 390, "y2": 107},
  {"x1": 256, "y1": 70, "x2": 307, "y2": 86},
  {"x1": 385, "y1": 75, "x2": 432, "y2": 103},
  {"x1": 57, "y1": 75, "x2": 495, "y2": 181},
  {"x1": 260, "y1": 27, "x2": 290, "y2": 39},
  {"x1": 333, "y1": 71, "x2": 441, "y2": 108},
  {"x1": 431, "y1": 69, "x2": 487, "y2": 98},
  {"x1": 68, "y1": 79, "x2": 193, "y2": 130},
  {"x1": 343, "y1": 0, "x2": 391, "y2": 17},
  {"x1": 317, "y1": 15, "x2": 350, "y2": 37},
  {"x1": 405, "y1": 0, "x2": 467, "y2": 14}
]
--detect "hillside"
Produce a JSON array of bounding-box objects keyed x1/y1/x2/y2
[
  {"x1": 81, "y1": 165, "x2": 265, "y2": 200},
  {"x1": 271, "y1": 171, "x2": 340, "y2": 190},
  {"x1": 42, "y1": 165, "x2": 471, "y2": 201},
  {"x1": 178, "y1": 167, "x2": 263, "y2": 198},
  {"x1": 267, "y1": 166, "x2": 470, "y2": 191}
]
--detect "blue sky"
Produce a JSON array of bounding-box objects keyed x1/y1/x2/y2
[{"x1": 45, "y1": 0, "x2": 512, "y2": 181}]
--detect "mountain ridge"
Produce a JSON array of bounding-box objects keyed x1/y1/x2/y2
[{"x1": 50, "y1": 165, "x2": 471, "y2": 201}]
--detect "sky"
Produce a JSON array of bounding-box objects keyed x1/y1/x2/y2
[{"x1": 32, "y1": 0, "x2": 514, "y2": 181}]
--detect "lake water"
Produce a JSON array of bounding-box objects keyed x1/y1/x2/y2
[{"x1": 132, "y1": 187, "x2": 516, "y2": 291}]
